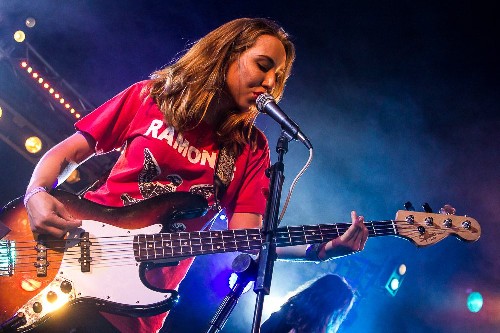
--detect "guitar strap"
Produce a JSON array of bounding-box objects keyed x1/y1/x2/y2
[{"x1": 213, "y1": 146, "x2": 236, "y2": 211}]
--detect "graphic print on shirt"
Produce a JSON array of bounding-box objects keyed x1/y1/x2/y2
[{"x1": 120, "y1": 148, "x2": 214, "y2": 206}]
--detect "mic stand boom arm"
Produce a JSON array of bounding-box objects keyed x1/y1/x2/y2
[{"x1": 251, "y1": 131, "x2": 291, "y2": 333}]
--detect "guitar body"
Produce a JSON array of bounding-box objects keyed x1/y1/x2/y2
[{"x1": 0, "y1": 190, "x2": 208, "y2": 332}]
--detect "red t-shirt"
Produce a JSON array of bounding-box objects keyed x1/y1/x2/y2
[{"x1": 75, "y1": 81, "x2": 270, "y2": 332}]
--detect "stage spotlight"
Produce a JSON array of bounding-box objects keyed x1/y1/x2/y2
[
  {"x1": 25, "y1": 17, "x2": 36, "y2": 28},
  {"x1": 385, "y1": 263, "x2": 407, "y2": 296},
  {"x1": 25, "y1": 136, "x2": 43, "y2": 154},
  {"x1": 467, "y1": 291, "x2": 483, "y2": 313},
  {"x1": 0, "y1": 106, "x2": 3, "y2": 118},
  {"x1": 14, "y1": 30, "x2": 26, "y2": 43}
]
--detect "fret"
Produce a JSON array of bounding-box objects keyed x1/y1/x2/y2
[
  {"x1": 236, "y1": 229, "x2": 249, "y2": 251},
  {"x1": 275, "y1": 228, "x2": 290, "y2": 247},
  {"x1": 145, "y1": 234, "x2": 155, "y2": 260},
  {"x1": 391, "y1": 220, "x2": 397, "y2": 235},
  {"x1": 168, "y1": 233, "x2": 180, "y2": 256},
  {"x1": 232, "y1": 229, "x2": 237, "y2": 251},
  {"x1": 245, "y1": 229, "x2": 261, "y2": 249},
  {"x1": 211, "y1": 231, "x2": 221, "y2": 251},
  {"x1": 245, "y1": 229, "x2": 251, "y2": 249},
  {"x1": 289, "y1": 225, "x2": 306, "y2": 246},
  {"x1": 154, "y1": 234, "x2": 163, "y2": 258},
  {"x1": 163, "y1": 233, "x2": 173, "y2": 258},
  {"x1": 181, "y1": 235, "x2": 190, "y2": 254},
  {"x1": 190, "y1": 232, "x2": 203, "y2": 254},
  {"x1": 302, "y1": 225, "x2": 308, "y2": 244},
  {"x1": 220, "y1": 231, "x2": 225, "y2": 251},
  {"x1": 187, "y1": 233, "x2": 193, "y2": 255},
  {"x1": 302, "y1": 225, "x2": 320, "y2": 244},
  {"x1": 249, "y1": 229, "x2": 262, "y2": 249},
  {"x1": 287, "y1": 226, "x2": 292, "y2": 246},
  {"x1": 317, "y1": 224, "x2": 324, "y2": 244},
  {"x1": 199, "y1": 231, "x2": 211, "y2": 253},
  {"x1": 222, "y1": 231, "x2": 232, "y2": 250},
  {"x1": 230, "y1": 229, "x2": 248, "y2": 251}
]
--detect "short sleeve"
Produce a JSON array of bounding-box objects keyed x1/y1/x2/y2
[
  {"x1": 231, "y1": 130, "x2": 271, "y2": 216},
  {"x1": 75, "y1": 81, "x2": 150, "y2": 153}
]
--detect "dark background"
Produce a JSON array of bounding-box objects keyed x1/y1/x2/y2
[{"x1": 0, "y1": 1, "x2": 499, "y2": 332}]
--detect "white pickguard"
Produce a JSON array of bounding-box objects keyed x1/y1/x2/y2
[{"x1": 60, "y1": 220, "x2": 166, "y2": 306}]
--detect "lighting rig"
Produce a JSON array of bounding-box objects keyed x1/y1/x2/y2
[{"x1": 0, "y1": 18, "x2": 117, "y2": 196}]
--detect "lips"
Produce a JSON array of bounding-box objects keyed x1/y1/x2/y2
[{"x1": 253, "y1": 92, "x2": 265, "y2": 99}]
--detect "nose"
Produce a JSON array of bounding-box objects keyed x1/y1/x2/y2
[{"x1": 262, "y1": 72, "x2": 277, "y2": 93}]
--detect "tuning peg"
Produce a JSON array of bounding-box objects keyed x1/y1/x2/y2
[
  {"x1": 439, "y1": 204, "x2": 456, "y2": 215},
  {"x1": 422, "y1": 203, "x2": 433, "y2": 213},
  {"x1": 404, "y1": 201, "x2": 415, "y2": 211}
]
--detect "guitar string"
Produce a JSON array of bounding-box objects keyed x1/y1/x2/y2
[
  {"x1": 0, "y1": 234, "x2": 441, "y2": 275},
  {"x1": 2, "y1": 219, "x2": 432, "y2": 248},
  {"x1": 0, "y1": 231, "x2": 433, "y2": 275},
  {"x1": 1, "y1": 227, "x2": 439, "y2": 274},
  {"x1": 1, "y1": 222, "x2": 452, "y2": 257},
  {"x1": 3, "y1": 225, "x2": 413, "y2": 262},
  {"x1": 0, "y1": 224, "x2": 450, "y2": 257},
  {"x1": 2, "y1": 228, "x2": 453, "y2": 262},
  {"x1": 2, "y1": 220, "x2": 459, "y2": 269}
]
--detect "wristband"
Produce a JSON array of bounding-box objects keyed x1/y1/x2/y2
[
  {"x1": 24, "y1": 186, "x2": 48, "y2": 207},
  {"x1": 305, "y1": 243, "x2": 325, "y2": 263}
]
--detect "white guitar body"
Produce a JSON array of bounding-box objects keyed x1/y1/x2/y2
[{"x1": 15, "y1": 220, "x2": 175, "y2": 330}]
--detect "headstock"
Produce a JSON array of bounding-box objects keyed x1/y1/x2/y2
[{"x1": 394, "y1": 210, "x2": 481, "y2": 247}]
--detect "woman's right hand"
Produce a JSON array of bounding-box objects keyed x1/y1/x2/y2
[{"x1": 26, "y1": 191, "x2": 82, "y2": 238}]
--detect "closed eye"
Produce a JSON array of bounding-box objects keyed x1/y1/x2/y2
[{"x1": 257, "y1": 63, "x2": 270, "y2": 72}]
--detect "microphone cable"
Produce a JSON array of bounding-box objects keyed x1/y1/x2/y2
[{"x1": 278, "y1": 147, "x2": 313, "y2": 223}]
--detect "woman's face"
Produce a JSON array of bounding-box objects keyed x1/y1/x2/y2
[{"x1": 225, "y1": 34, "x2": 286, "y2": 112}]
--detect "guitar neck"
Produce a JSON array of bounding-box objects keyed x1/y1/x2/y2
[{"x1": 133, "y1": 220, "x2": 398, "y2": 262}]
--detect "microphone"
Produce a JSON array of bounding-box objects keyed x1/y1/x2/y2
[{"x1": 256, "y1": 93, "x2": 312, "y2": 149}]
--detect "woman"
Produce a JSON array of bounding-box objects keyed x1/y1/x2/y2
[
  {"x1": 24, "y1": 18, "x2": 368, "y2": 332},
  {"x1": 261, "y1": 274, "x2": 356, "y2": 333}
]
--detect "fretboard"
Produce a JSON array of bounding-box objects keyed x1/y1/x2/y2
[{"x1": 133, "y1": 220, "x2": 399, "y2": 262}]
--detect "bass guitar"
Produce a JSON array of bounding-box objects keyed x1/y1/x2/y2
[{"x1": 0, "y1": 190, "x2": 480, "y2": 332}]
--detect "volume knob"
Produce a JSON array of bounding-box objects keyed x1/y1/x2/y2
[
  {"x1": 60, "y1": 280, "x2": 72, "y2": 293},
  {"x1": 46, "y1": 291, "x2": 58, "y2": 303}
]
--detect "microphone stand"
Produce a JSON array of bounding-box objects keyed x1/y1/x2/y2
[{"x1": 251, "y1": 131, "x2": 291, "y2": 333}]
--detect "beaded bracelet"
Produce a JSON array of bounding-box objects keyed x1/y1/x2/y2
[
  {"x1": 23, "y1": 186, "x2": 48, "y2": 207},
  {"x1": 305, "y1": 243, "x2": 325, "y2": 263}
]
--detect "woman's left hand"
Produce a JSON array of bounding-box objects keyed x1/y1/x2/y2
[{"x1": 319, "y1": 211, "x2": 369, "y2": 260}]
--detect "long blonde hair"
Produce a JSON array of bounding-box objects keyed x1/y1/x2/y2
[{"x1": 149, "y1": 18, "x2": 295, "y2": 155}]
